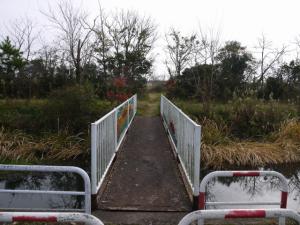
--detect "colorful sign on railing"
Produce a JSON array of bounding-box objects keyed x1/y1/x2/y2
[
  {"x1": 128, "y1": 97, "x2": 135, "y2": 122},
  {"x1": 117, "y1": 102, "x2": 129, "y2": 141},
  {"x1": 91, "y1": 94, "x2": 137, "y2": 195}
]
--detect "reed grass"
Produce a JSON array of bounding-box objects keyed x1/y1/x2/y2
[
  {"x1": 202, "y1": 119, "x2": 300, "y2": 169},
  {"x1": 0, "y1": 128, "x2": 88, "y2": 163}
]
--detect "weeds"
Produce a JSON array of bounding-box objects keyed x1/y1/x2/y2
[
  {"x1": 0, "y1": 85, "x2": 113, "y2": 164},
  {"x1": 202, "y1": 142, "x2": 299, "y2": 169},
  {"x1": 175, "y1": 97, "x2": 298, "y2": 141},
  {"x1": 172, "y1": 97, "x2": 300, "y2": 168},
  {"x1": 201, "y1": 119, "x2": 300, "y2": 169},
  {"x1": 200, "y1": 118, "x2": 231, "y2": 145},
  {"x1": 0, "y1": 128, "x2": 88, "y2": 163},
  {"x1": 137, "y1": 92, "x2": 160, "y2": 116}
]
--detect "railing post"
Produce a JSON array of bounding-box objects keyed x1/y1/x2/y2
[
  {"x1": 127, "y1": 100, "x2": 130, "y2": 127},
  {"x1": 160, "y1": 95, "x2": 163, "y2": 116},
  {"x1": 114, "y1": 109, "x2": 118, "y2": 152},
  {"x1": 91, "y1": 123, "x2": 97, "y2": 196},
  {"x1": 193, "y1": 125, "x2": 201, "y2": 210},
  {"x1": 135, "y1": 94, "x2": 137, "y2": 115}
]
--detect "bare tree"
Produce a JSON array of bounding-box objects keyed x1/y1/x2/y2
[
  {"x1": 256, "y1": 34, "x2": 287, "y2": 90},
  {"x1": 43, "y1": 1, "x2": 95, "y2": 84},
  {"x1": 294, "y1": 35, "x2": 300, "y2": 61},
  {"x1": 111, "y1": 10, "x2": 156, "y2": 55},
  {"x1": 105, "y1": 9, "x2": 157, "y2": 77},
  {"x1": 85, "y1": 3, "x2": 111, "y2": 77},
  {"x1": 165, "y1": 28, "x2": 197, "y2": 77},
  {"x1": 38, "y1": 44, "x2": 59, "y2": 73},
  {"x1": 6, "y1": 17, "x2": 40, "y2": 60},
  {"x1": 195, "y1": 25, "x2": 221, "y2": 100}
]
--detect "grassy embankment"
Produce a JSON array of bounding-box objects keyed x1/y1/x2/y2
[
  {"x1": 0, "y1": 95, "x2": 113, "y2": 165},
  {"x1": 174, "y1": 98, "x2": 300, "y2": 169},
  {"x1": 2, "y1": 88, "x2": 300, "y2": 169},
  {"x1": 0, "y1": 87, "x2": 161, "y2": 165}
]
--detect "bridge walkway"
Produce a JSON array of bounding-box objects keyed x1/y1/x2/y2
[{"x1": 96, "y1": 116, "x2": 192, "y2": 212}]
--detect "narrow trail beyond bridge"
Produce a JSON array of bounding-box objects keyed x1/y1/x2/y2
[{"x1": 97, "y1": 116, "x2": 192, "y2": 211}]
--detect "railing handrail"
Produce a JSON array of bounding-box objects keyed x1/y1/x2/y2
[
  {"x1": 91, "y1": 94, "x2": 137, "y2": 196},
  {"x1": 160, "y1": 95, "x2": 201, "y2": 209},
  {"x1": 0, "y1": 164, "x2": 91, "y2": 214},
  {"x1": 92, "y1": 109, "x2": 115, "y2": 125},
  {"x1": 92, "y1": 95, "x2": 136, "y2": 126},
  {"x1": 178, "y1": 209, "x2": 300, "y2": 225},
  {"x1": 161, "y1": 95, "x2": 200, "y2": 127},
  {"x1": 199, "y1": 170, "x2": 289, "y2": 210},
  {"x1": 0, "y1": 212, "x2": 104, "y2": 225}
]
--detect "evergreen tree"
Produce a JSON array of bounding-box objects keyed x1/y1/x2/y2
[
  {"x1": 0, "y1": 37, "x2": 26, "y2": 97},
  {"x1": 0, "y1": 37, "x2": 25, "y2": 74}
]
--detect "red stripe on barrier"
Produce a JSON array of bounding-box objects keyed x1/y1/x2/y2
[
  {"x1": 233, "y1": 172, "x2": 260, "y2": 177},
  {"x1": 280, "y1": 191, "x2": 288, "y2": 208},
  {"x1": 198, "y1": 192, "x2": 205, "y2": 209},
  {"x1": 225, "y1": 210, "x2": 266, "y2": 219},
  {"x1": 13, "y1": 216, "x2": 57, "y2": 222}
]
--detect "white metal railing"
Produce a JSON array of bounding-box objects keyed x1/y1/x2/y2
[
  {"x1": 91, "y1": 94, "x2": 137, "y2": 195},
  {"x1": 0, "y1": 164, "x2": 91, "y2": 213},
  {"x1": 178, "y1": 209, "x2": 300, "y2": 225},
  {"x1": 0, "y1": 212, "x2": 104, "y2": 225},
  {"x1": 160, "y1": 95, "x2": 201, "y2": 206}
]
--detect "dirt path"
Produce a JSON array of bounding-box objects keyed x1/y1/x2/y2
[
  {"x1": 97, "y1": 116, "x2": 191, "y2": 211},
  {"x1": 137, "y1": 93, "x2": 160, "y2": 117}
]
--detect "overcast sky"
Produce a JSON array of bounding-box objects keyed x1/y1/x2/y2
[{"x1": 1, "y1": 0, "x2": 300, "y2": 76}]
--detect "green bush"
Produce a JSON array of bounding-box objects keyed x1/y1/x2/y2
[
  {"x1": 174, "y1": 97, "x2": 298, "y2": 141},
  {"x1": 0, "y1": 99, "x2": 45, "y2": 133},
  {"x1": 0, "y1": 84, "x2": 113, "y2": 135},
  {"x1": 230, "y1": 97, "x2": 298, "y2": 139},
  {"x1": 44, "y1": 84, "x2": 112, "y2": 134}
]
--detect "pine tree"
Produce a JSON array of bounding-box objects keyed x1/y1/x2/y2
[
  {"x1": 0, "y1": 37, "x2": 26, "y2": 97},
  {"x1": 0, "y1": 36, "x2": 25, "y2": 74}
]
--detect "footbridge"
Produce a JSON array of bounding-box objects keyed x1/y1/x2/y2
[{"x1": 90, "y1": 95, "x2": 201, "y2": 213}]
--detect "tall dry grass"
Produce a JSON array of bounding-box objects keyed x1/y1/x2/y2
[
  {"x1": 0, "y1": 128, "x2": 88, "y2": 163},
  {"x1": 201, "y1": 119, "x2": 300, "y2": 169}
]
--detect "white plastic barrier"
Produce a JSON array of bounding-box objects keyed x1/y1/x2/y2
[
  {"x1": 0, "y1": 212, "x2": 104, "y2": 225},
  {"x1": 91, "y1": 95, "x2": 137, "y2": 195},
  {"x1": 160, "y1": 95, "x2": 201, "y2": 207},
  {"x1": 178, "y1": 209, "x2": 300, "y2": 225}
]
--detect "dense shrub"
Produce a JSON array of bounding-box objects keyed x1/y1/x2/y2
[
  {"x1": 0, "y1": 84, "x2": 113, "y2": 135},
  {"x1": 230, "y1": 97, "x2": 297, "y2": 138},
  {"x1": 0, "y1": 99, "x2": 45, "y2": 133},
  {"x1": 44, "y1": 84, "x2": 112, "y2": 134},
  {"x1": 175, "y1": 97, "x2": 298, "y2": 141}
]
